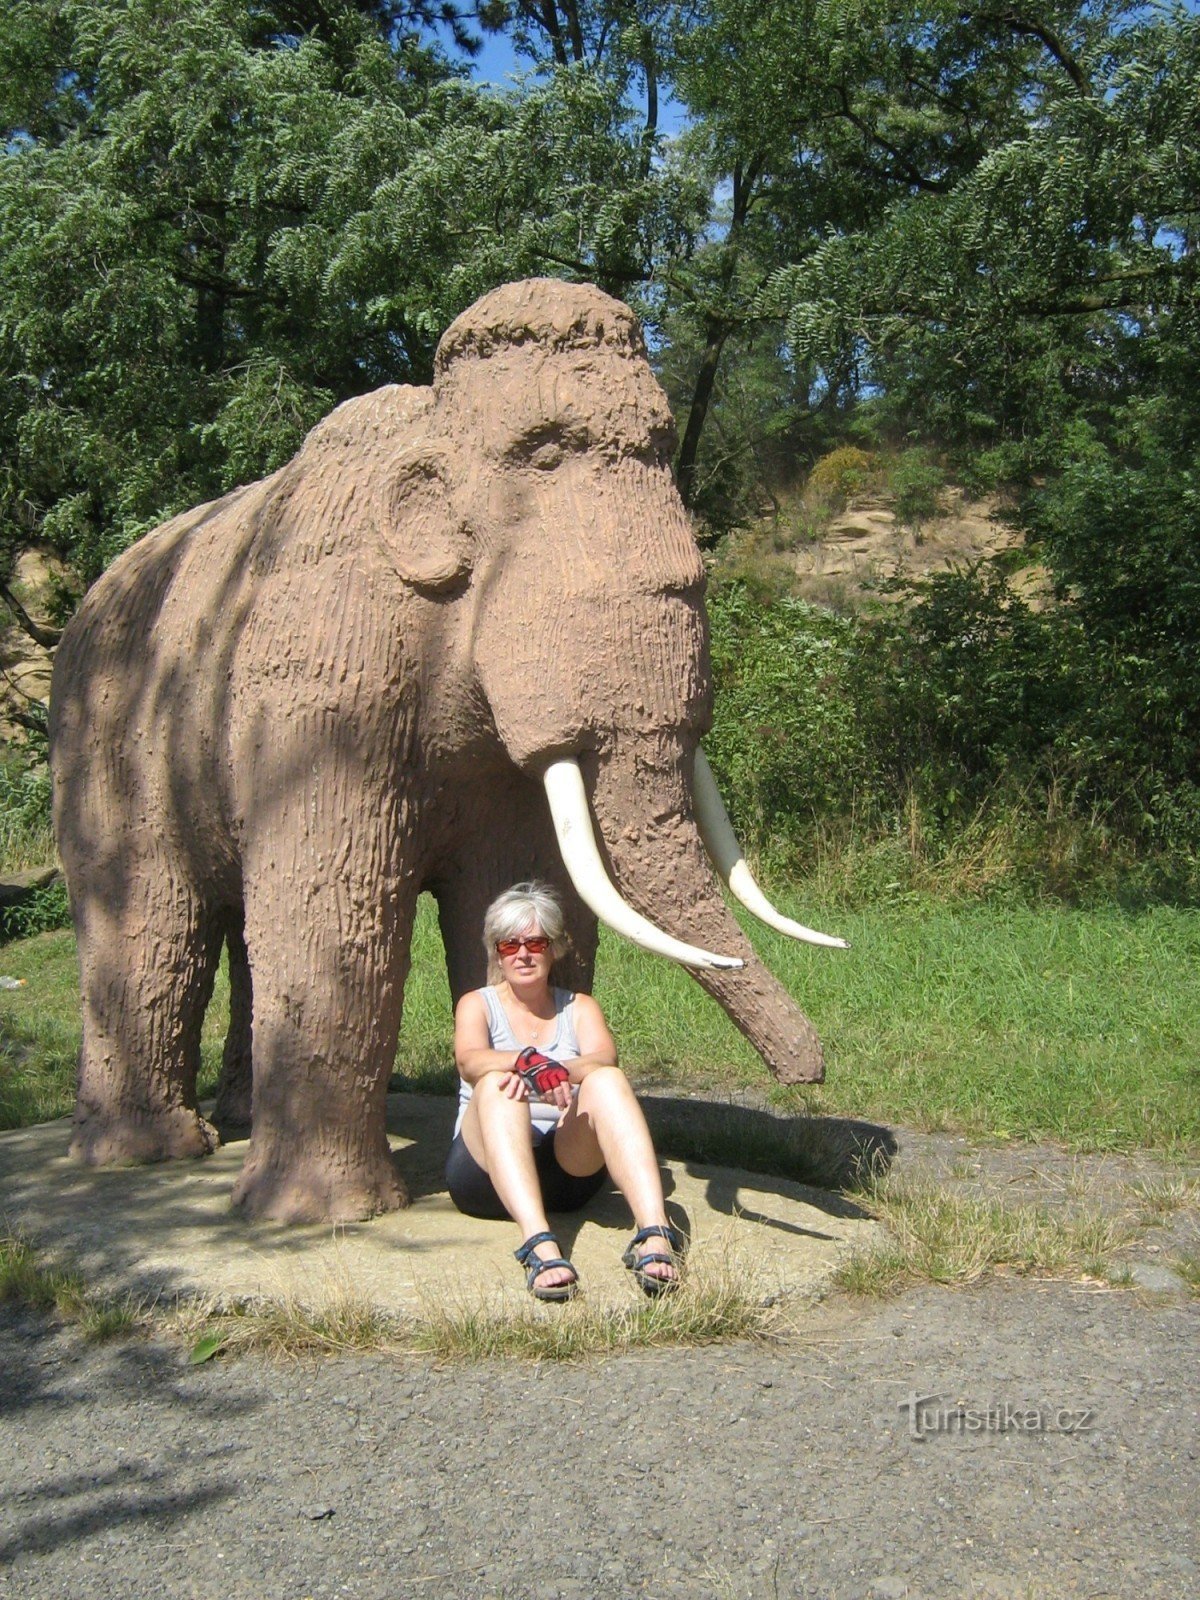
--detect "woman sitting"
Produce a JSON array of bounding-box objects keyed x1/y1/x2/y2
[{"x1": 447, "y1": 880, "x2": 683, "y2": 1301}]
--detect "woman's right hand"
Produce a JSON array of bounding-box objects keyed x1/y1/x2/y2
[{"x1": 495, "y1": 1069, "x2": 529, "y2": 1101}]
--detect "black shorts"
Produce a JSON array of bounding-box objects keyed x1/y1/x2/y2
[{"x1": 445, "y1": 1127, "x2": 608, "y2": 1221}]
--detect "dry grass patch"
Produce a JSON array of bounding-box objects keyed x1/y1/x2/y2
[
  {"x1": 3, "y1": 1224, "x2": 782, "y2": 1365},
  {"x1": 830, "y1": 1175, "x2": 1144, "y2": 1298},
  {"x1": 416, "y1": 1241, "x2": 783, "y2": 1362},
  {"x1": 1, "y1": 1228, "x2": 144, "y2": 1340},
  {"x1": 1169, "y1": 1253, "x2": 1200, "y2": 1299},
  {"x1": 171, "y1": 1288, "x2": 402, "y2": 1364},
  {"x1": 169, "y1": 1237, "x2": 784, "y2": 1365},
  {"x1": 1123, "y1": 1174, "x2": 1200, "y2": 1222}
]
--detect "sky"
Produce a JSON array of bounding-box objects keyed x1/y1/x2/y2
[{"x1": 457, "y1": 27, "x2": 689, "y2": 137}]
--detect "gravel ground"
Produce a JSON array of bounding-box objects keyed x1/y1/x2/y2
[
  {"x1": 2, "y1": 1266, "x2": 1196, "y2": 1600},
  {"x1": 3, "y1": 1124, "x2": 1197, "y2": 1600}
]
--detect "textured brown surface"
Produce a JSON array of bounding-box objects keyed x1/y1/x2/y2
[{"x1": 50, "y1": 278, "x2": 831, "y2": 1224}]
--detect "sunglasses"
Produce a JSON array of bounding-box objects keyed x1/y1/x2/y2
[{"x1": 495, "y1": 935, "x2": 551, "y2": 957}]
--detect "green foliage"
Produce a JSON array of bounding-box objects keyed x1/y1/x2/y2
[
  {"x1": 0, "y1": 878, "x2": 70, "y2": 941},
  {"x1": 705, "y1": 583, "x2": 880, "y2": 846},
  {"x1": 706, "y1": 563, "x2": 1200, "y2": 897},
  {"x1": 807, "y1": 447, "x2": 872, "y2": 507},
  {"x1": 888, "y1": 448, "x2": 944, "y2": 532},
  {"x1": 753, "y1": 4, "x2": 1198, "y2": 467},
  {"x1": 0, "y1": 755, "x2": 54, "y2": 873},
  {"x1": 860, "y1": 567, "x2": 1088, "y2": 810},
  {"x1": 0, "y1": 0, "x2": 701, "y2": 585},
  {"x1": 1026, "y1": 400, "x2": 1200, "y2": 802}
]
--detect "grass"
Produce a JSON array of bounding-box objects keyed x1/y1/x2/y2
[
  {"x1": 414, "y1": 1242, "x2": 779, "y2": 1361},
  {"x1": 0, "y1": 1229, "x2": 143, "y2": 1340},
  {"x1": 3, "y1": 891, "x2": 1199, "y2": 1153},
  {"x1": 829, "y1": 1173, "x2": 1145, "y2": 1297},
  {"x1": 1170, "y1": 1252, "x2": 1200, "y2": 1299},
  {"x1": 418, "y1": 891, "x2": 1200, "y2": 1155},
  {"x1": 185, "y1": 1245, "x2": 779, "y2": 1364},
  {"x1": 171, "y1": 1288, "x2": 401, "y2": 1363},
  {"x1": 3, "y1": 1225, "x2": 777, "y2": 1364}
]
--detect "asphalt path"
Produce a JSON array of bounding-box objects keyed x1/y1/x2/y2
[{"x1": 2, "y1": 1270, "x2": 1196, "y2": 1600}]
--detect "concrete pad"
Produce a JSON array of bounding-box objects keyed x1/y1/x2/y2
[{"x1": 0, "y1": 1095, "x2": 880, "y2": 1317}]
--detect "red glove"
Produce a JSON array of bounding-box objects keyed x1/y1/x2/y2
[{"x1": 514, "y1": 1045, "x2": 570, "y2": 1097}]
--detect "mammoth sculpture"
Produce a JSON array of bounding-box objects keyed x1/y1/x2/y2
[{"x1": 50, "y1": 278, "x2": 845, "y2": 1224}]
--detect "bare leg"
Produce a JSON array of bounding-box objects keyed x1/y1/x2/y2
[
  {"x1": 460, "y1": 1076, "x2": 576, "y2": 1294},
  {"x1": 555, "y1": 1067, "x2": 678, "y2": 1285}
]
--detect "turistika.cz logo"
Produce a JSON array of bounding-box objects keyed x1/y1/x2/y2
[{"x1": 899, "y1": 1392, "x2": 1096, "y2": 1440}]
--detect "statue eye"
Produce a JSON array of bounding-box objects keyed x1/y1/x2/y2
[{"x1": 528, "y1": 441, "x2": 563, "y2": 471}]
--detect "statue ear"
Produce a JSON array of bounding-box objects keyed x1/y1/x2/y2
[{"x1": 375, "y1": 442, "x2": 472, "y2": 592}]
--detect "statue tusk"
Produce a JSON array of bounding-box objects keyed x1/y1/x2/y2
[
  {"x1": 541, "y1": 759, "x2": 745, "y2": 971},
  {"x1": 693, "y1": 750, "x2": 849, "y2": 950}
]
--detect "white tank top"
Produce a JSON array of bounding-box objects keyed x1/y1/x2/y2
[{"x1": 454, "y1": 986, "x2": 581, "y2": 1137}]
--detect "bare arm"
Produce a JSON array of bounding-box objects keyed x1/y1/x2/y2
[
  {"x1": 566, "y1": 993, "x2": 619, "y2": 1082},
  {"x1": 453, "y1": 990, "x2": 573, "y2": 1111},
  {"x1": 454, "y1": 990, "x2": 520, "y2": 1085}
]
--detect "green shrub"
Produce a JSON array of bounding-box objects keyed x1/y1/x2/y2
[
  {"x1": 889, "y1": 448, "x2": 946, "y2": 532},
  {"x1": 807, "y1": 446, "x2": 874, "y2": 506},
  {"x1": 706, "y1": 565, "x2": 1200, "y2": 900},
  {"x1": 0, "y1": 877, "x2": 71, "y2": 941},
  {"x1": 705, "y1": 582, "x2": 882, "y2": 855},
  {"x1": 0, "y1": 756, "x2": 55, "y2": 874}
]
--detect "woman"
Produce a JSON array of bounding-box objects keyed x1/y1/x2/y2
[{"x1": 448, "y1": 881, "x2": 684, "y2": 1301}]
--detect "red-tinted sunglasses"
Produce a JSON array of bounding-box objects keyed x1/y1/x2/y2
[{"x1": 495, "y1": 935, "x2": 551, "y2": 957}]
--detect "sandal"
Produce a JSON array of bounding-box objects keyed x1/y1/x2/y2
[
  {"x1": 622, "y1": 1223, "x2": 685, "y2": 1297},
  {"x1": 514, "y1": 1232, "x2": 579, "y2": 1302}
]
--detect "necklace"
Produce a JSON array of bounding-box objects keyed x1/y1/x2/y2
[{"x1": 501, "y1": 986, "x2": 555, "y2": 1048}]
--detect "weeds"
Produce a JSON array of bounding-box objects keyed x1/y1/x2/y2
[
  {"x1": 171, "y1": 1290, "x2": 400, "y2": 1363},
  {"x1": 152, "y1": 1241, "x2": 782, "y2": 1365},
  {"x1": 1123, "y1": 1175, "x2": 1200, "y2": 1221},
  {"x1": 0, "y1": 877, "x2": 70, "y2": 941},
  {"x1": 0, "y1": 758, "x2": 54, "y2": 876},
  {"x1": 0, "y1": 1229, "x2": 142, "y2": 1340},
  {"x1": 416, "y1": 1244, "x2": 781, "y2": 1362},
  {"x1": 830, "y1": 1174, "x2": 1144, "y2": 1297},
  {"x1": 1169, "y1": 1253, "x2": 1200, "y2": 1299}
]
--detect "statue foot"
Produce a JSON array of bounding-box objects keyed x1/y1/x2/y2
[
  {"x1": 213, "y1": 1052, "x2": 252, "y2": 1134},
  {"x1": 69, "y1": 1105, "x2": 220, "y2": 1166},
  {"x1": 212, "y1": 1084, "x2": 252, "y2": 1140},
  {"x1": 231, "y1": 1146, "x2": 408, "y2": 1223}
]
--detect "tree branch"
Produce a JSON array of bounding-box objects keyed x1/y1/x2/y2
[
  {"x1": 968, "y1": 8, "x2": 1090, "y2": 95},
  {"x1": 172, "y1": 267, "x2": 262, "y2": 300},
  {"x1": 828, "y1": 86, "x2": 951, "y2": 193},
  {"x1": 0, "y1": 583, "x2": 61, "y2": 649},
  {"x1": 533, "y1": 248, "x2": 649, "y2": 286}
]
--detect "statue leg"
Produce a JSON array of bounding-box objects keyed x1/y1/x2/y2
[
  {"x1": 230, "y1": 819, "x2": 416, "y2": 1224},
  {"x1": 213, "y1": 912, "x2": 253, "y2": 1134},
  {"x1": 70, "y1": 861, "x2": 224, "y2": 1165}
]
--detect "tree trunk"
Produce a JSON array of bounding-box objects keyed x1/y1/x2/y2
[{"x1": 674, "y1": 156, "x2": 762, "y2": 512}]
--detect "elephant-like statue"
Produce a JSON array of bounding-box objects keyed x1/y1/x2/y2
[{"x1": 50, "y1": 278, "x2": 845, "y2": 1223}]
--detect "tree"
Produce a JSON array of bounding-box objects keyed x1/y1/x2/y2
[
  {"x1": 654, "y1": 1, "x2": 1199, "y2": 505},
  {"x1": 0, "y1": 0, "x2": 699, "y2": 621}
]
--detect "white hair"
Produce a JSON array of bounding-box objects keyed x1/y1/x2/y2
[{"x1": 483, "y1": 881, "x2": 567, "y2": 983}]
